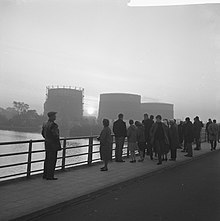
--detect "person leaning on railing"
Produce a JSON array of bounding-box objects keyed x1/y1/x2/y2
[{"x1": 41, "y1": 111, "x2": 61, "y2": 180}]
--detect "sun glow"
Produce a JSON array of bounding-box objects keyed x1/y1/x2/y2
[{"x1": 87, "y1": 107, "x2": 95, "y2": 115}]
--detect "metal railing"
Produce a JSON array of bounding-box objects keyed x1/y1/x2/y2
[
  {"x1": 0, "y1": 128, "x2": 207, "y2": 182},
  {"x1": 0, "y1": 135, "x2": 129, "y2": 182}
]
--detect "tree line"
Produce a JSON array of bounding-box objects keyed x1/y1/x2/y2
[{"x1": 0, "y1": 101, "x2": 46, "y2": 132}]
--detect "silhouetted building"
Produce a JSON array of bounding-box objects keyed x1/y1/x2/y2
[
  {"x1": 44, "y1": 86, "x2": 84, "y2": 130},
  {"x1": 141, "y1": 102, "x2": 174, "y2": 120},
  {"x1": 98, "y1": 93, "x2": 142, "y2": 122}
]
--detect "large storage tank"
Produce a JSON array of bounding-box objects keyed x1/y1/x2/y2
[
  {"x1": 98, "y1": 93, "x2": 142, "y2": 121},
  {"x1": 44, "y1": 86, "x2": 84, "y2": 127},
  {"x1": 141, "y1": 103, "x2": 174, "y2": 120}
]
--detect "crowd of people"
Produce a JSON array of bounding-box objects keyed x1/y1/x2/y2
[
  {"x1": 98, "y1": 113, "x2": 220, "y2": 171},
  {"x1": 41, "y1": 111, "x2": 219, "y2": 179}
]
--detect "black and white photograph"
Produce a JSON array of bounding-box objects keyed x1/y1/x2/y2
[{"x1": 0, "y1": 0, "x2": 220, "y2": 220}]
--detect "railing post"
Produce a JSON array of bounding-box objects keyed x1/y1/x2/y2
[
  {"x1": 62, "y1": 138, "x2": 66, "y2": 171},
  {"x1": 27, "y1": 140, "x2": 32, "y2": 178},
  {"x1": 88, "y1": 137, "x2": 93, "y2": 165}
]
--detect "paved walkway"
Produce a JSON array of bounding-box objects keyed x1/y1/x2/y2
[{"x1": 0, "y1": 142, "x2": 217, "y2": 221}]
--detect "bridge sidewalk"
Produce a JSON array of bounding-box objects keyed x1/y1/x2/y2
[{"x1": 0, "y1": 142, "x2": 217, "y2": 221}]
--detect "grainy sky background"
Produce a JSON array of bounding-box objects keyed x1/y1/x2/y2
[{"x1": 0, "y1": 0, "x2": 220, "y2": 121}]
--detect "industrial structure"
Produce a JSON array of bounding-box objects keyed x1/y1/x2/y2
[
  {"x1": 98, "y1": 93, "x2": 142, "y2": 122},
  {"x1": 141, "y1": 102, "x2": 174, "y2": 120},
  {"x1": 44, "y1": 86, "x2": 84, "y2": 130}
]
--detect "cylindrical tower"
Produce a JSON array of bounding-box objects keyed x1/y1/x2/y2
[
  {"x1": 44, "y1": 86, "x2": 84, "y2": 128},
  {"x1": 98, "y1": 93, "x2": 142, "y2": 121},
  {"x1": 141, "y1": 102, "x2": 174, "y2": 120}
]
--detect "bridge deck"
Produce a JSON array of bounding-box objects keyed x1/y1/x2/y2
[{"x1": 0, "y1": 142, "x2": 216, "y2": 221}]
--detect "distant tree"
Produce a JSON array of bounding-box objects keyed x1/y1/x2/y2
[{"x1": 13, "y1": 101, "x2": 29, "y2": 115}]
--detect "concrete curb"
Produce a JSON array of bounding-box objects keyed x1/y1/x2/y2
[{"x1": 12, "y1": 149, "x2": 219, "y2": 221}]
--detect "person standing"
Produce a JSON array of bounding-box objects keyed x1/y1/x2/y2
[
  {"x1": 184, "y1": 117, "x2": 194, "y2": 157},
  {"x1": 208, "y1": 119, "x2": 218, "y2": 151},
  {"x1": 142, "y1": 113, "x2": 154, "y2": 160},
  {"x1": 41, "y1": 112, "x2": 61, "y2": 180},
  {"x1": 97, "y1": 119, "x2": 112, "y2": 171},
  {"x1": 113, "y1": 113, "x2": 127, "y2": 162},
  {"x1": 169, "y1": 120, "x2": 179, "y2": 161},
  {"x1": 135, "y1": 121, "x2": 146, "y2": 162},
  {"x1": 150, "y1": 115, "x2": 169, "y2": 165},
  {"x1": 206, "y1": 119, "x2": 212, "y2": 143},
  {"x1": 127, "y1": 120, "x2": 137, "y2": 163},
  {"x1": 178, "y1": 121, "x2": 184, "y2": 148},
  {"x1": 193, "y1": 116, "x2": 203, "y2": 150}
]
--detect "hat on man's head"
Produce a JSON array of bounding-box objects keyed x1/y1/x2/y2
[{"x1": 47, "y1": 111, "x2": 57, "y2": 118}]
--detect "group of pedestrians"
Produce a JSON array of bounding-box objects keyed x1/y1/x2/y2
[
  {"x1": 41, "y1": 111, "x2": 219, "y2": 178},
  {"x1": 98, "y1": 113, "x2": 219, "y2": 171}
]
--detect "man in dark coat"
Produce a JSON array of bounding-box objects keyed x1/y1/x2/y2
[
  {"x1": 113, "y1": 113, "x2": 127, "y2": 162},
  {"x1": 184, "y1": 117, "x2": 194, "y2": 157},
  {"x1": 150, "y1": 115, "x2": 169, "y2": 165},
  {"x1": 41, "y1": 111, "x2": 61, "y2": 180},
  {"x1": 193, "y1": 116, "x2": 203, "y2": 150},
  {"x1": 142, "y1": 113, "x2": 154, "y2": 160},
  {"x1": 169, "y1": 120, "x2": 179, "y2": 161}
]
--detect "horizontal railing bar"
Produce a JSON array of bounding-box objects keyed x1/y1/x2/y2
[
  {"x1": 65, "y1": 161, "x2": 88, "y2": 167},
  {"x1": 0, "y1": 151, "x2": 29, "y2": 157},
  {"x1": 0, "y1": 171, "x2": 28, "y2": 180},
  {"x1": 65, "y1": 144, "x2": 89, "y2": 149},
  {"x1": 0, "y1": 161, "x2": 27, "y2": 169},
  {"x1": 64, "y1": 153, "x2": 89, "y2": 158}
]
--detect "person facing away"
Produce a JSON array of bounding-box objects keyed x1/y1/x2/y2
[
  {"x1": 127, "y1": 119, "x2": 137, "y2": 163},
  {"x1": 113, "y1": 113, "x2": 127, "y2": 162},
  {"x1": 150, "y1": 115, "x2": 169, "y2": 165},
  {"x1": 169, "y1": 119, "x2": 179, "y2": 161},
  {"x1": 41, "y1": 111, "x2": 61, "y2": 180},
  {"x1": 184, "y1": 117, "x2": 194, "y2": 157},
  {"x1": 193, "y1": 116, "x2": 203, "y2": 150},
  {"x1": 206, "y1": 119, "x2": 212, "y2": 143},
  {"x1": 97, "y1": 119, "x2": 112, "y2": 171},
  {"x1": 208, "y1": 119, "x2": 218, "y2": 151},
  {"x1": 135, "y1": 121, "x2": 146, "y2": 162},
  {"x1": 178, "y1": 121, "x2": 184, "y2": 148},
  {"x1": 142, "y1": 113, "x2": 154, "y2": 160}
]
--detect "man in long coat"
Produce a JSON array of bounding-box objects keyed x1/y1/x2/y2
[
  {"x1": 41, "y1": 111, "x2": 61, "y2": 180},
  {"x1": 193, "y1": 116, "x2": 203, "y2": 150},
  {"x1": 208, "y1": 119, "x2": 218, "y2": 150},
  {"x1": 169, "y1": 120, "x2": 179, "y2": 161},
  {"x1": 184, "y1": 117, "x2": 194, "y2": 157}
]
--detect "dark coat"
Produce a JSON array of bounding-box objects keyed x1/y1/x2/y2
[
  {"x1": 183, "y1": 121, "x2": 194, "y2": 143},
  {"x1": 150, "y1": 122, "x2": 169, "y2": 145},
  {"x1": 99, "y1": 126, "x2": 112, "y2": 161},
  {"x1": 193, "y1": 120, "x2": 203, "y2": 139},
  {"x1": 143, "y1": 119, "x2": 154, "y2": 142},
  {"x1": 127, "y1": 125, "x2": 137, "y2": 143},
  {"x1": 169, "y1": 123, "x2": 179, "y2": 150},
  {"x1": 113, "y1": 119, "x2": 127, "y2": 138},
  {"x1": 41, "y1": 120, "x2": 61, "y2": 152}
]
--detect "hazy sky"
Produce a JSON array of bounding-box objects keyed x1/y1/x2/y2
[{"x1": 0, "y1": 0, "x2": 220, "y2": 121}]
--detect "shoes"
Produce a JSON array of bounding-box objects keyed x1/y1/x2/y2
[
  {"x1": 157, "y1": 162, "x2": 162, "y2": 165},
  {"x1": 100, "y1": 167, "x2": 108, "y2": 171},
  {"x1": 46, "y1": 177, "x2": 58, "y2": 180},
  {"x1": 194, "y1": 148, "x2": 200, "y2": 150},
  {"x1": 130, "y1": 160, "x2": 136, "y2": 163},
  {"x1": 138, "y1": 159, "x2": 144, "y2": 162},
  {"x1": 116, "y1": 160, "x2": 125, "y2": 162},
  {"x1": 169, "y1": 159, "x2": 176, "y2": 161},
  {"x1": 184, "y1": 154, "x2": 192, "y2": 157}
]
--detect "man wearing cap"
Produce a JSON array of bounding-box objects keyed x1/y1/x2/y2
[{"x1": 41, "y1": 111, "x2": 61, "y2": 180}]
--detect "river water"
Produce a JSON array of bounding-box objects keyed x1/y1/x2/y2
[{"x1": 0, "y1": 130, "x2": 101, "y2": 180}]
